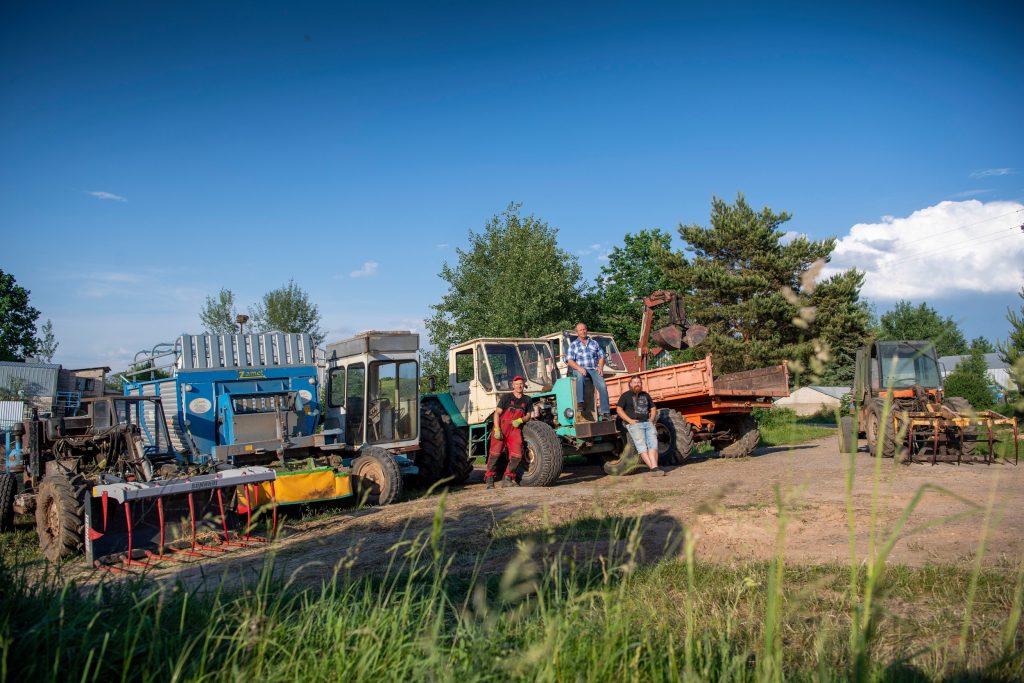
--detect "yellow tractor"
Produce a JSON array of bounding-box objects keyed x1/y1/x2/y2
[{"x1": 839, "y1": 341, "x2": 1018, "y2": 464}]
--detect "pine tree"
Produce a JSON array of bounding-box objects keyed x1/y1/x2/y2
[{"x1": 998, "y1": 287, "x2": 1024, "y2": 391}]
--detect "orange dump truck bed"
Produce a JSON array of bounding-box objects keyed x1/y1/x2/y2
[{"x1": 605, "y1": 355, "x2": 790, "y2": 425}]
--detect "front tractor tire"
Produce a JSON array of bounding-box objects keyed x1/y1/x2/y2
[
  {"x1": 655, "y1": 408, "x2": 694, "y2": 466},
  {"x1": 519, "y1": 421, "x2": 563, "y2": 487},
  {"x1": 414, "y1": 402, "x2": 449, "y2": 484},
  {"x1": 866, "y1": 401, "x2": 897, "y2": 459},
  {"x1": 35, "y1": 473, "x2": 88, "y2": 563},
  {"x1": 943, "y1": 396, "x2": 978, "y2": 459},
  {"x1": 715, "y1": 414, "x2": 760, "y2": 458},
  {"x1": 0, "y1": 473, "x2": 16, "y2": 532},
  {"x1": 353, "y1": 447, "x2": 403, "y2": 506}
]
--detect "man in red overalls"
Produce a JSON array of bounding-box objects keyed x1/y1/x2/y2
[{"x1": 485, "y1": 375, "x2": 533, "y2": 489}]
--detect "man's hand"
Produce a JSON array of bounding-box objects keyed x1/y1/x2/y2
[
  {"x1": 493, "y1": 426, "x2": 503, "y2": 440},
  {"x1": 511, "y1": 417, "x2": 524, "y2": 427}
]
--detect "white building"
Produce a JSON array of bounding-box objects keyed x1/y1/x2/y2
[
  {"x1": 774, "y1": 385, "x2": 850, "y2": 416},
  {"x1": 938, "y1": 353, "x2": 1014, "y2": 392}
]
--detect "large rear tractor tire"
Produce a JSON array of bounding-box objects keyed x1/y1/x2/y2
[
  {"x1": 444, "y1": 426, "x2": 473, "y2": 485},
  {"x1": 353, "y1": 447, "x2": 403, "y2": 506},
  {"x1": 717, "y1": 414, "x2": 760, "y2": 458},
  {"x1": 519, "y1": 421, "x2": 563, "y2": 487},
  {"x1": 838, "y1": 416, "x2": 857, "y2": 454},
  {"x1": 943, "y1": 397, "x2": 978, "y2": 459},
  {"x1": 866, "y1": 401, "x2": 898, "y2": 459},
  {"x1": 414, "y1": 402, "x2": 449, "y2": 484},
  {"x1": 35, "y1": 473, "x2": 88, "y2": 563},
  {"x1": 655, "y1": 409, "x2": 694, "y2": 466},
  {"x1": 0, "y1": 473, "x2": 15, "y2": 533}
]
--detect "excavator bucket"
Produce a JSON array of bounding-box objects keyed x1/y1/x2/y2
[
  {"x1": 85, "y1": 466, "x2": 277, "y2": 568},
  {"x1": 651, "y1": 322, "x2": 709, "y2": 351}
]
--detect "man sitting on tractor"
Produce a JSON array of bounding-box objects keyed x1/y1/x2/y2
[
  {"x1": 566, "y1": 321, "x2": 611, "y2": 418},
  {"x1": 485, "y1": 375, "x2": 533, "y2": 489}
]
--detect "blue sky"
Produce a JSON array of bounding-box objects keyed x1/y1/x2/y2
[{"x1": 2, "y1": 1, "x2": 1022, "y2": 368}]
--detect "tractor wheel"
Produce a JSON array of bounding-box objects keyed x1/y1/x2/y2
[
  {"x1": 35, "y1": 473, "x2": 88, "y2": 563},
  {"x1": 603, "y1": 438, "x2": 644, "y2": 476},
  {"x1": 519, "y1": 421, "x2": 563, "y2": 487},
  {"x1": 866, "y1": 402, "x2": 897, "y2": 459},
  {"x1": 943, "y1": 397, "x2": 978, "y2": 458},
  {"x1": 0, "y1": 473, "x2": 15, "y2": 533},
  {"x1": 655, "y1": 409, "x2": 694, "y2": 466},
  {"x1": 718, "y1": 415, "x2": 760, "y2": 458},
  {"x1": 414, "y1": 402, "x2": 448, "y2": 484},
  {"x1": 353, "y1": 447, "x2": 403, "y2": 506},
  {"x1": 444, "y1": 426, "x2": 473, "y2": 485},
  {"x1": 838, "y1": 416, "x2": 857, "y2": 454}
]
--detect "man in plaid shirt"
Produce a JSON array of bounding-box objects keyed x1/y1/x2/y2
[{"x1": 566, "y1": 321, "x2": 611, "y2": 417}]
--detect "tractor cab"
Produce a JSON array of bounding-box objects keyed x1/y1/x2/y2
[
  {"x1": 541, "y1": 330, "x2": 629, "y2": 378},
  {"x1": 854, "y1": 341, "x2": 943, "y2": 404}
]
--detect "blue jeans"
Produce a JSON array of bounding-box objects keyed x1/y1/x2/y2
[
  {"x1": 627, "y1": 421, "x2": 658, "y2": 452},
  {"x1": 572, "y1": 368, "x2": 610, "y2": 416}
]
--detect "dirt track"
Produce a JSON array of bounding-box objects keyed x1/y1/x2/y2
[{"x1": 132, "y1": 436, "x2": 1023, "y2": 588}]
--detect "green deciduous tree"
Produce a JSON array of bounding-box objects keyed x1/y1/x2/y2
[
  {"x1": 0, "y1": 269, "x2": 41, "y2": 362},
  {"x1": 877, "y1": 301, "x2": 967, "y2": 356},
  {"x1": 658, "y1": 193, "x2": 870, "y2": 381},
  {"x1": 590, "y1": 229, "x2": 673, "y2": 348},
  {"x1": 36, "y1": 319, "x2": 58, "y2": 363},
  {"x1": 944, "y1": 345, "x2": 994, "y2": 410},
  {"x1": 199, "y1": 288, "x2": 239, "y2": 334},
  {"x1": 998, "y1": 287, "x2": 1024, "y2": 391},
  {"x1": 249, "y1": 280, "x2": 324, "y2": 347},
  {"x1": 425, "y1": 202, "x2": 587, "y2": 388}
]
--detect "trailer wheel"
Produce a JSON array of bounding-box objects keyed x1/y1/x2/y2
[
  {"x1": 943, "y1": 397, "x2": 977, "y2": 458},
  {"x1": 717, "y1": 415, "x2": 760, "y2": 458},
  {"x1": 0, "y1": 473, "x2": 15, "y2": 533},
  {"x1": 519, "y1": 421, "x2": 563, "y2": 487},
  {"x1": 838, "y1": 416, "x2": 857, "y2": 454},
  {"x1": 353, "y1": 447, "x2": 403, "y2": 506},
  {"x1": 655, "y1": 409, "x2": 694, "y2": 466},
  {"x1": 414, "y1": 402, "x2": 448, "y2": 484},
  {"x1": 35, "y1": 473, "x2": 87, "y2": 563}
]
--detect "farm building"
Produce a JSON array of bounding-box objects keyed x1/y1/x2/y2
[
  {"x1": 938, "y1": 353, "x2": 1015, "y2": 392},
  {"x1": 0, "y1": 361, "x2": 112, "y2": 418},
  {"x1": 774, "y1": 385, "x2": 850, "y2": 416}
]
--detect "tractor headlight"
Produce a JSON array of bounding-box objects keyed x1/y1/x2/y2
[
  {"x1": 308, "y1": 377, "x2": 316, "y2": 385},
  {"x1": 564, "y1": 407, "x2": 575, "y2": 420}
]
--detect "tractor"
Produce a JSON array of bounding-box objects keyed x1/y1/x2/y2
[
  {"x1": 424, "y1": 337, "x2": 620, "y2": 486},
  {"x1": 0, "y1": 396, "x2": 273, "y2": 564},
  {"x1": 840, "y1": 340, "x2": 1019, "y2": 464}
]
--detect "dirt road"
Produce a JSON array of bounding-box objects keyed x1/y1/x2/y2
[{"x1": 139, "y1": 436, "x2": 1023, "y2": 588}]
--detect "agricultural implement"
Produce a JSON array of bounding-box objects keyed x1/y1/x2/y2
[
  {"x1": 0, "y1": 396, "x2": 275, "y2": 566},
  {"x1": 841, "y1": 340, "x2": 1019, "y2": 464}
]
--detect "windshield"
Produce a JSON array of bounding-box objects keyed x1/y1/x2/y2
[
  {"x1": 112, "y1": 399, "x2": 175, "y2": 455},
  {"x1": 879, "y1": 347, "x2": 941, "y2": 388},
  {"x1": 483, "y1": 343, "x2": 555, "y2": 391},
  {"x1": 565, "y1": 332, "x2": 627, "y2": 371}
]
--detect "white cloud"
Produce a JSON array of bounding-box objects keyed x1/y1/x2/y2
[
  {"x1": 435, "y1": 243, "x2": 449, "y2": 249},
  {"x1": 970, "y1": 168, "x2": 1015, "y2": 178},
  {"x1": 87, "y1": 191, "x2": 127, "y2": 201},
  {"x1": 350, "y1": 261, "x2": 379, "y2": 278},
  {"x1": 822, "y1": 199, "x2": 1024, "y2": 300},
  {"x1": 950, "y1": 189, "x2": 991, "y2": 198}
]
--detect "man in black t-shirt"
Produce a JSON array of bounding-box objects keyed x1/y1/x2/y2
[
  {"x1": 615, "y1": 375, "x2": 665, "y2": 475},
  {"x1": 486, "y1": 375, "x2": 534, "y2": 488}
]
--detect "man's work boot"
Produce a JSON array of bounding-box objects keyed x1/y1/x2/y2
[
  {"x1": 501, "y1": 475, "x2": 519, "y2": 488},
  {"x1": 648, "y1": 467, "x2": 666, "y2": 477},
  {"x1": 485, "y1": 474, "x2": 495, "y2": 489}
]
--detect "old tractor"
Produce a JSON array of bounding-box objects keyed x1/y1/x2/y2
[
  {"x1": 0, "y1": 395, "x2": 273, "y2": 565},
  {"x1": 840, "y1": 340, "x2": 1019, "y2": 464},
  {"x1": 124, "y1": 332, "x2": 436, "y2": 510},
  {"x1": 425, "y1": 337, "x2": 620, "y2": 486}
]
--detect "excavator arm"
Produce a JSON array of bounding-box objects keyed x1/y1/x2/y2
[{"x1": 636, "y1": 290, "x2": 708, "y2": 371}]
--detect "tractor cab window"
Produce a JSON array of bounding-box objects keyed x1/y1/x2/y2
[
  {"x1": 92, "y1": 400, "x2": 112, "y2": 430},
  {"x1": 517, "y1": 342, "x2": 556, "y2": 386},
  {"x1": 328, "y1": 367, "x2": 346, "y2": 407},
  {"x1": 879, "y1": 346, "x2": 941, "y2": 388},
  {"x1": 484, "y1": 343, "x2": 528, "y2": 392},
  {"x1": 368, "y1": 360, "x2": 418, "y2": 443},
  {"x1": 477, "y1": 349, "x2": 493, "y2": 391},
  {"x1": 346, "y1": 364, "x2": 365, "y2": 445},
  {"x1": 590, "y1": 335, "x2": 626, "y2": 372},
  {"x1": 455, "y1": 349, "x2": 475, "y2": 383}
]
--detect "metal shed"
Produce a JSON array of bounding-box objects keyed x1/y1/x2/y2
[{"x1": 0, "y1": 361, "x2": 60, "y2": 415}]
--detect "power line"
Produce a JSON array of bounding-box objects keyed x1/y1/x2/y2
[
  {"x1": 879, "y1": 226, "x2": 1024, "y2": 268},
  {"x1": 868, "y1": 207, "x2": 1024, "y2": 249}
]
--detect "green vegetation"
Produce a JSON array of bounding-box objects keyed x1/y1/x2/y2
[
  {"x1": 877, "y1": 300, "x2": 968, "y2": 356},
  {"x1": 944, "y1": 345, "x2": 996, "y2": 410},
  {"x1": 0, "y1": 269, "x2": 42, "y2": 362},
  {"x1": 997, "y1": 286, "x2": 1024, "y2": 391},
  {"x1": 198, "y1": 280, "x2": 324, "y2": 346},
  {"x1": 754, "y1": 407, "x2": 836, "y2": 447},
  {"x1": 2, "y1": 493, "x2": 1021, "y2": 682}
]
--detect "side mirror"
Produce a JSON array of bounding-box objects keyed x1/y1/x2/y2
[{"x1": 428, "y1": 376, "x2": 437, "y2": 392}]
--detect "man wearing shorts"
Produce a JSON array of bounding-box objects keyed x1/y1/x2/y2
[{"x1": 616, "y1": 375, "x2": 665, "y2": 476}]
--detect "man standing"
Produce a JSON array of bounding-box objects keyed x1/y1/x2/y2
[
  {"x1": 485, "y1": 375, "x2": 533, "y2": 489},
  {"x1": 616, "y1": 375, "x2": 665, "y2": 476},
  {"x1": 566, "y1": 322, "x2": 611, "y2": 418}
]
